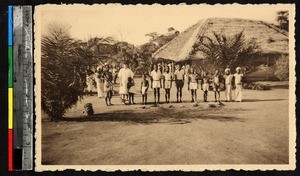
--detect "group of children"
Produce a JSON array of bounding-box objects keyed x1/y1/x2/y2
[{"x1": 138, "y1": 63, "x2": 244, "y2": 105}]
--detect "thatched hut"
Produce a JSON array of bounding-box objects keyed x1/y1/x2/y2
[{"x1": 152, "y1": 18, "x2": 288, "y2": 81}]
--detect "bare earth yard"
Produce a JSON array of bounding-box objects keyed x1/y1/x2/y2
[{"x1": 42, "y1": 81, "x2": 289, "y2": 165}]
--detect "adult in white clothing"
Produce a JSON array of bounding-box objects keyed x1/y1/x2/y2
[
  {"x1": 234, "y1": 67, "x2": 244, "y2": 102},
  {"x1": 118, "y1": 63, "x2": 134, "y2": 102},
  {"x1": 223, "y1": 68, "x2": 234, "y2": 102},
  {"x1": 95, "y1": 66, "x2": 103, "y2": 98}
]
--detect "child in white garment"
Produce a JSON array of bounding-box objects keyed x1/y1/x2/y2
[
  {"x1": 188, "y1": 67, "x2": 199, "y2": 104},
  {"x1": 201, "y1": 72, "x2": 209, "y2": 102}
]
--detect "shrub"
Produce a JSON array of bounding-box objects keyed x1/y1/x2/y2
[
  {"x1": 274, "y1": 56, "x2": 289, "y2": 81},
  {"x1": 41, "y1": 23, "x2": 120, "y2": 120},
  {"x1": 41, "y1": 24, "x2": 88, "y2": 120}
]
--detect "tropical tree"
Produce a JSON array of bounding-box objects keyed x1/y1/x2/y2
[
  {"x1": 83, "y1": 37, "x2": 119, "y2": 65},
  {"x1": 41, "y1": 23, "x2": 85, "y2": 120},
  {"x1": 41, "y1": 23, "x2": 117, "y2": 120},
  {"x1": 145, "y1": 27, "x2": 180, "y2": 48},
  {"x1": 138, "y1": 42, "x2": 158, "y2": 73},
  {"x1": 276, "y1": 11, "x2": 289, "y2": 32},
  {"x1": 137, "y1": 27, "x2": 180, "y2": 74},
  {"x1": 192, "y1": 31, "x2": 261, "y2": 71},
  {"x1": 108, "y1": 41, "x2": 139, "y2": 70}
]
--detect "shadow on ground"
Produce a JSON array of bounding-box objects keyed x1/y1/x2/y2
[
  {"x1": 242, "y1": 99, "x2": 286, "y2": 102},
  {"x1": 60, "y1": 107, "x2": 245, "y2": 124}
]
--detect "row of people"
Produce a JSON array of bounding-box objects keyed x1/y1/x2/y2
[
  {"x1": 86, "y1": 62, "x2": 244, "y2": 106},
  {"x1": 147, "y1": 63, "x2": 244, "y2": 105}
]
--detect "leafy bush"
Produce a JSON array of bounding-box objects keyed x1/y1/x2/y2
[
  {"x1": 274, "y1": 56, "x2": 289, "y2": 81},
  {"x1": 41, "y1": 24, "x2": 88, "y2": 120}
]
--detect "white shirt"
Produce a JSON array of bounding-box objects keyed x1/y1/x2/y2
[
  {"x1": 224, "y1": 74, "x2": 234, "y2": 85},
  {"x1": 163, "y1": 72, "x2": 172, "y2": 81},
  {"x1": 234, "y1": 73, "x2": 243, "y2": 85},
  {"x1": 151, "y1": 70, "x2": 162, "y2": 81}
]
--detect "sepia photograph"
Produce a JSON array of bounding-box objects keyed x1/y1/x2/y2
[{"x1": 34, "y1": 4, "x2": 296, "y2": 171}]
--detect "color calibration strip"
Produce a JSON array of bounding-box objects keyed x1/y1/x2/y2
[
  {"x1": 9, "y1": 6, "x2": 34, "y2": 171},
  {"x1": 8, "y1": 5, "x2": 14, "y2": 171}
]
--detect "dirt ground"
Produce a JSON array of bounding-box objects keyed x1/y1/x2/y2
[{"x1": 42, "y1": 80, "x2": 289, "y2": 165}]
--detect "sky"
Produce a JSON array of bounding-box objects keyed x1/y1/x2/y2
[{"x1": 40, "y1": 4, "x2": 292, "y2": 46}]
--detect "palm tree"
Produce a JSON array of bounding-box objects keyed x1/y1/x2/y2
[
  {"x1": 41, "y1": 23, "x2": 86, "y2": 120},
  {"x1": 41, "y1": 23, "x2": 118, "y2": 120},
  {"x1": 193, "y1": 31, "x2": 261, "y2": 70},
  {"x1": 276, "y1": 11, "x2": 289, "y2": 31}
]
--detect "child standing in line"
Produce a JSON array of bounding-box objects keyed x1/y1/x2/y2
[
  {"x1": 234, "y1": 67, "x2": 244, "y2": 102},
  {"x1": 201, "y1": 72, "x2": 209, "y2": 102},
  {"x1": 188, "y1": 67, "x2": 199, "y2": 103},
  {"x1": 140, "y1": 74, "x2": 149, "y2": 105},
  {"x1": 184, "y1": 64, "x2": 190, "y2": 85},
  {"x1": 174, "y1": 63, "x2": 185, "y2": 103},
  {"x1": 127, "y1": 77, "x2": 137, "y2": 104},
  {"x1": 223, "y1": 68, "x2": 234, "y2": 102},
  {"x1": 150, "y1": 64, "x2": 162, "y2": 104},
  {"x1": 102, "y1": 67, "x2": 113, "y2": 106},
  {"x1": 163, "y1": 66, "x2": 172, "y2": 103},
  {"x1": 95, "y1": 66, "x2": 104, "y2": 98},
  {"x1": 212, "y1": 69, "x2": 222, "y2": 102}
]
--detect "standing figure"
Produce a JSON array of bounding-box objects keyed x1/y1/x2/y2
[
  {"x1": 157, "y1": 62, "x2": 163, "y2": 73},
  {"x1": 85, "y1": 69, "x2": 94, "y2": 96},
  {"x1": 161, "y1": 61, "x2": 165, "y2": 73},
  {"x1": 234, "y1": 67, "x2": 244, "y2": 102},
  {"x1": 102, "y1": 66, "x2": 113, "y2": 106},
  {"x1": 198, "y1": 66, "x2": 206, "y2": 79},
  {"x1": 163, "y1": 66, "x2": 172, "y2": 103},
  {"x1": 184, "y1": 64, "x2": 190, "y2": 84},
  {"x1": 140, "y1": 74, "x2": 149, "y2": 105},
  {"x1": 150, "y1": 64, "x2": 162, "y2": 104},
  {"x1": 118, "y1": 62, "x2": 134, "y2": 104},
  {"x1": 127, "y1": 77, "x2": 137, "y2": 104},
  {"x1": 112, "y1": 66, "x2": 118, "y2": 84},
  {"x1": 167, "y1": 62, "x2": 172, "y2": 73},
  {"x1": 94, "y1": 65, "x2": 103, "y2": 98},
  {"x1": 223, "y1": 68, "x2": 234, "y2": 102},
  {"x1": 201, "y1": 72, "x2": 209, "y2": 102},
  {"x1": 188, "y1": 67, "x2": 199, "y2": 103},
  {"x1": 174, "y1": 63, "x2": 185, "y2": 103},
  {"x1": 212, "y1": 69, "x2": 222, "y2": 102}
]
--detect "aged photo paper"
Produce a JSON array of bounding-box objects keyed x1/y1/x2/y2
[{"x1": 34, "y1": 4, "x2": 296, "y2": 171}]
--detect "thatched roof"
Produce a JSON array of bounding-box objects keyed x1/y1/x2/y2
[{"x1": 152, "y1": 18, "x2": 288, "y2": 61}]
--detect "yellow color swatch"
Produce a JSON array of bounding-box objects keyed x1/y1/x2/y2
[{"x1": 8, "y1": 88, "x2": 13, "y2": 129}]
